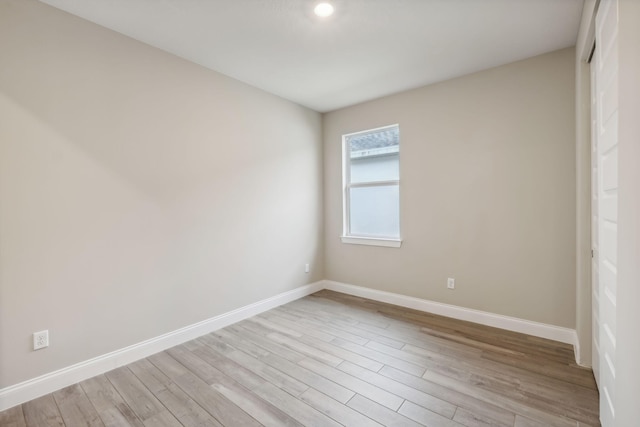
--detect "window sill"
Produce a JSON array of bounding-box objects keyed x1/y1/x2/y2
[{"x1": 341, "y1": 236, "x2": 402, "y2": 248}]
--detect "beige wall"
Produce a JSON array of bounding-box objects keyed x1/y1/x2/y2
[
  {"x1": 324, "y1": 48, "x2": 576, "y2": 328},
  {"x1": 0, "y1": 0, "x2": 323, "y2": 388}
]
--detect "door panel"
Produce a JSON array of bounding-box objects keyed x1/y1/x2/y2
[{"x1": 594, "y1": 1, "x2": 619, "y2": 426}]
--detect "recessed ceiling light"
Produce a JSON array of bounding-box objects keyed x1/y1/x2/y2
[{"x1": 314, "y1": 2, "x2": 334, "y2": 18}]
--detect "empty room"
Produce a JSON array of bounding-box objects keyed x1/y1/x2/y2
[{"x1": 1, "y1": 0, "x2": 639, "y2": 426}]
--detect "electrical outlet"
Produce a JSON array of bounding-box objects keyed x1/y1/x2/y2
[
  {"x1": 305, "y1": 263, "x2": 310, "y2": 274},
  {"x1": 33, "y1": 330, "x2": 49, "y2": 350},
  {"x1": 447, "y1": 278, "x2": 455, "y2": 289}
]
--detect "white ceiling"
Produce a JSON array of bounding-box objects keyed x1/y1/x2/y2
[{"x1": 39, "y1": 0, "x2": 584, "y2": 112}]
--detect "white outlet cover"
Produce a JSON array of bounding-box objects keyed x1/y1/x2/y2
[
  {"x1": 33, "y1": 330, "x2": 49, "y2": 350},
  {"x1": 447, "y1": 278, "x2": 455, "y2": 289}
]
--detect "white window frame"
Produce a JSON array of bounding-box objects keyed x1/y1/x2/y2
[{"x1": 341, "y1": 124, "x2": 402, "y2": 248}]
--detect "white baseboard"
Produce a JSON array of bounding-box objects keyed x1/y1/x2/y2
[
  {"x1": 322, "y1": 280, "x2": 577, "y2": 346},
  {"x1": 573, "y1": 333, "x2": 582, "y2": 366},
  {"x1": 0, "y1": 279, "x2": 582, "y2": 411},
  {"x1": 0, "y1": 281, "x2": 324, "y2": 412},
  {"x1": 572, "y1": 332, "x2": 592, "y2": 368}
]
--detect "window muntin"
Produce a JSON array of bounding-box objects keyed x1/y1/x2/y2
[{"x1": 342, "y1": 124, "x2": 401, "y2": 246}]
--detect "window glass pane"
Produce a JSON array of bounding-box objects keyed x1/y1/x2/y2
[
  {"x1": 350, "y1": 153, "x2": 398, "y2": 183},
  {"x1": 347, "y1": 125, "x2": 399, "y2": 184},
  {"x1": 349, "y1": 185, "x2": 399, "y2": 238}
]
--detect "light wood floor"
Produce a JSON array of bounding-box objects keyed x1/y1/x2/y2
[{"x1": 0, "y1": 290, "x2": 600, "y2": 427}]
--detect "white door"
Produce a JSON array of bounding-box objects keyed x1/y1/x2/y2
[{"x1": 594, "y1": 0, "x2": 618, "y2": 425}]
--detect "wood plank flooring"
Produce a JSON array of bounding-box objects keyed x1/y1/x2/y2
[{"x1": 0, "y1": 290, "x2": 600, "y2": 426}]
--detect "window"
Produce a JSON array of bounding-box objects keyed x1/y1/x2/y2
[{"x1": 342, "y1": 124, "x2": 401, "y2": 247}]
